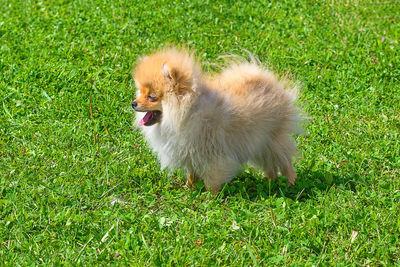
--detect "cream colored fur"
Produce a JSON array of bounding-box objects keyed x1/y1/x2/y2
[{"x1": 133, "y1": 48, "x2": 302, "y2": 193}]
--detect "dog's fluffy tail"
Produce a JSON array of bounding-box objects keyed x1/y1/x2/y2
[{"x1": 209, "y1": 50, "x2": 305, "y2": 135}]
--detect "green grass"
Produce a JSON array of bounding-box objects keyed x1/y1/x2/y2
[{"x1": 1, "y1": 0, "x2": 399, "y2": 265}]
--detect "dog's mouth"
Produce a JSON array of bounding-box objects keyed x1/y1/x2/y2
[{"x1": 138, "y1": 110, "x2": 162, "y2": 126}]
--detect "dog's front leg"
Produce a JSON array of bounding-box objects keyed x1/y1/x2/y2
[
  {"x1": 203, "y1": 158, "x2": 239, "y2": 194},
  {"x1": 186, "y1": 173, "x2": 200, "y2": 189}
]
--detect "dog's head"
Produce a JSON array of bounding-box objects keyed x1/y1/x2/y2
[{"x1": 132, "y1": 49, "x2": 197, "y2": 126}]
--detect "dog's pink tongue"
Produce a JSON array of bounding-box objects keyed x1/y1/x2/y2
[{"x1": 138, "y1": 112, "x2": 152, "y2": 126}]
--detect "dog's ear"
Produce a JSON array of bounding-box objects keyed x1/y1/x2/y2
[
  {"x1": 162, "y1": 63, "x2": 175, "y2": 83},
  {"x1": 162, "y1": 63, "x2": 192, "y2": 95}
]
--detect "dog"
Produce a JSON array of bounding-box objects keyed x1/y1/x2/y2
[{"x1": 132, "y1": 48, "x2": 302, "y2": 193}]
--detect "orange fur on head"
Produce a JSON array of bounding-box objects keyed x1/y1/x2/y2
[{"x1": 134, "y1": 48, "x2": 198, "y2": 99}]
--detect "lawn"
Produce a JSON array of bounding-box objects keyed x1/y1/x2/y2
[{"x1": 1, "y1": 0, "x2": 399, "y2": 265}]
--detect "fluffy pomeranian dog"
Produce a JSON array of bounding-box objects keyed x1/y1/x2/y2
[{"x1": 132, "y1": 48, "x2": 302, "y2": 193}]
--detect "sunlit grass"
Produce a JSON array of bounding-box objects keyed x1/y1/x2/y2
[{"x1": 1, "y1": 0, "x2": 399, "y2": 265}]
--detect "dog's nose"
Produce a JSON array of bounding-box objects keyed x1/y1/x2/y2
[{"x1": 131, "y1": 101, "x2": 138, "y2": 110}]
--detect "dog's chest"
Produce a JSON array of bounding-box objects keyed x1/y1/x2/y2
[{"x1": 143, "y1": 125, "x2": 193, "y2": 165}]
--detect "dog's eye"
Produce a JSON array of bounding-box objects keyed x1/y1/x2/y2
[{"x1": 147, "y1": 94, "x2": 156, "y2": 101}]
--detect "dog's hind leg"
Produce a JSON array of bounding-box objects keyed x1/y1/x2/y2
[
  {"x1": 251, "y1": 149, "x2": 279, "y2": 181},
  {"x1": 252, "y1": 138, "x2": 297, "y2": 186},
  {"x1": 252, "y1": 159, "x2": 278, "y2": 181},
  {"x1": 281, "y1": 161, "x2": 297, "y2": 186},
  {"x1": 276, "y1": 137, "x2": 297, "y2": 186}
]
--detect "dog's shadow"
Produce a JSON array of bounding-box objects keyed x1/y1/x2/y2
[{"x1": 215, "y1": 168, "x2": 361, "y2": 202}]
